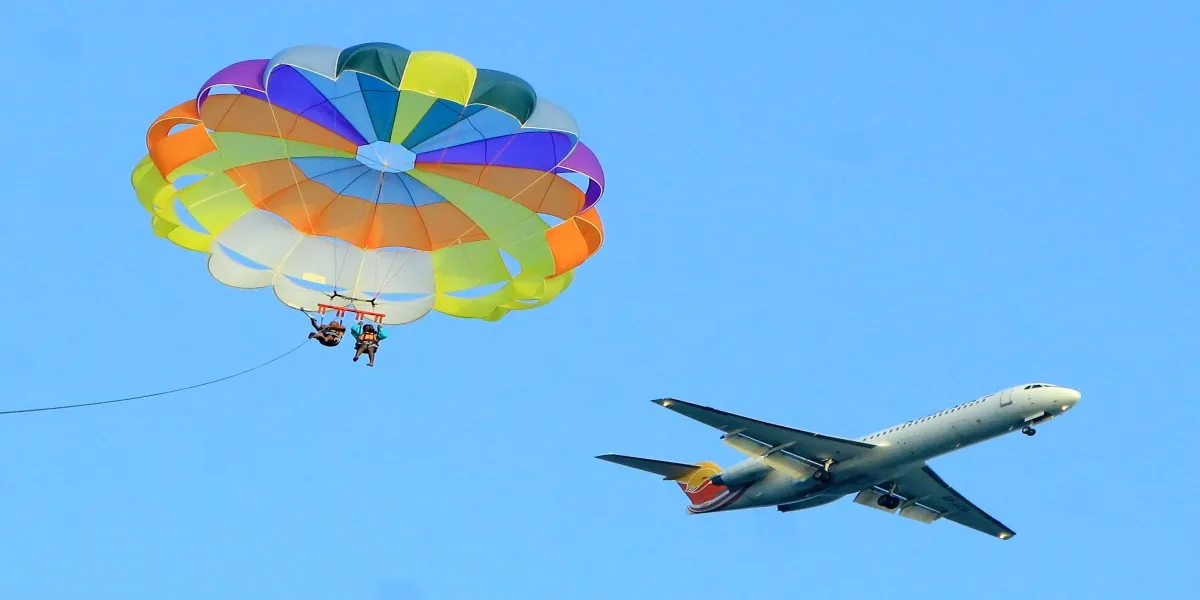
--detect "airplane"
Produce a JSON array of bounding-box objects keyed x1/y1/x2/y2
[{"x1": 597, "y1": 383, "x2": 1081, "y2": 540}]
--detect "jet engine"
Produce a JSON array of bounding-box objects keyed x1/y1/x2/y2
[{"x1": 709, "y1": 459, "x2": 772, "y2": 487}]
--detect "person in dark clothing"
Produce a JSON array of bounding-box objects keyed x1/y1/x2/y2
[{"x1": 308, "y1": 317, "x2": 347, "y2": 347}]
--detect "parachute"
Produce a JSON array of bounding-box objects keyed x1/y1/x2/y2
[{"x1": 131, "y1": 42, "x2": 606, "y2": 325}]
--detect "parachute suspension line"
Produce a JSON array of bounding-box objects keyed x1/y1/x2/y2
[
  {"x1": 300, "y1": 306, "x2": 325, "y2": 326},
  {"x1": 364, "y1": 102, "x2": 475, "y2": 304},
  {"x1": 0, "y1": 339, "x2": 311, "y2": 416},
  {"x1": 370, "y1": 243, "x2": 405, "y2": 304},
  {"x1": 262, "y1": 88, "x2": 318, "y2": 237},
  {"x1": 355, "y1": 165, "x2": 389, "y2": 303},
  {"x1": 345, "y1": 141, "x2": 392, "y2": 295},
  {"x1": 325, "y1": 154, "x2": 389, "y2": 304},
  {"x1": 261, "y1": 85, "x2": 333, "y2": 303},
  {"x1": 369, "y1": 174, "x2": 430, "y2": 304}
]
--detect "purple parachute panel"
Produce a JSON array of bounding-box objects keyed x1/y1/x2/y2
[
  {"x1": 415, "y1": 131, "x2": 574, "y2": 171},
  {"x1": 261, "y1": 66, "x2": 369, "y2": 146}
]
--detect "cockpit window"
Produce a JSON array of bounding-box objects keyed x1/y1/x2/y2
[{"x1": 1025, "y1": 384, "x2": 1046, "y2": 390}]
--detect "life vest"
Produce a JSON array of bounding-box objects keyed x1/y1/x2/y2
[{"x1": 359, "y1": 330, "x2": 379, "y2": 344}]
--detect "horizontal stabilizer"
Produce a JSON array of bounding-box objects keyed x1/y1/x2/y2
[{"x1": 596, "y1": 454, "x2": 702, "y2": 481}]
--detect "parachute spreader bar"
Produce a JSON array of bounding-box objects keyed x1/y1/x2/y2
[{"x1": 316, "y1": 303, "x2": 385, "y2": 323}]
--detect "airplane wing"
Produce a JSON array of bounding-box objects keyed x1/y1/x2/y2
[
  {"x1": 652, "y1": 398, "x2": 875, "y2": 464},
  {"x1": 887, "y1": 465, "x2": 1016, "y2": 540}
]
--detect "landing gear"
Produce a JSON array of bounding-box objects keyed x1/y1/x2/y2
[
  {"x1": 1022, "y1": 426, "x2": 1036, "y2": 436},
  {"x1": 812, "y1": 458, "x2": 835, "y2": 484},
  {"x1": 877, "y1": 494, "x2": 901, "y2": 510}
]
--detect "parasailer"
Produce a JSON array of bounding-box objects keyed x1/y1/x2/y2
[
  {"x1": 351, "y1": 323, "x2": 387, "y2": 367},
  {"x1": 130, "y1": 41, "x2": 608, "y2": 360},
  {"x1": 308, "y1": 316, "x2": 346, "y2": 347}
]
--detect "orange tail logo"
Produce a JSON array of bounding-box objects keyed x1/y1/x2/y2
[{"x1": 674, "y1": 461, "x2": 741, "y2": 513}]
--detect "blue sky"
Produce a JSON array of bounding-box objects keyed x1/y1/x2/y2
[{"x1": 0, "y1": 1, "x2": 1196, "y2": 598}]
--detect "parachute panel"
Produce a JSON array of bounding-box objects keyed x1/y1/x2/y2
[
  {"x1": 523, "y1": 97, "x2": 579, "y2": 137},
  {"x1": 274, "y1": 278, "x2": 349, "y2": 312},
  {"x1": 214, "y1": 210, "x2": 302, "y2": 270},
  {"x1": 390, "y1": 92, "x2": 441, "y2": 142},
  {"x1": 358, "y1": 297, "x2": 435, "y2": 326},
  {"x1": 432, "y1": 242, "x2": 511, "y2": 294},
  {"x1": 399, "y1": 51, "x2": 478, "y2": 105},
  {"x1": 434, "y1": 284, "x2": 516, "y2": 319},
  {"x1": 469, "y1": 69, "x2": 537, "y2": 123},
  {"x1": 265, "y1": 44, "x2": 341, "y2": 82},
  {"x1": 350, "y1": 249, "x2": 435, "y2": 297},
  {"x1": 208, "y1": 244, "x2": 276, "y2": 289}
]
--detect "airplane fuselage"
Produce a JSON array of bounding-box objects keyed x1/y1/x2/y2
[{"x1": 707, "y1": 384, "x2": 1081, "y2": 512}]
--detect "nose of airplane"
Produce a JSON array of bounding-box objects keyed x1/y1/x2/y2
[{"x1": 1058, "y1": 387, "x2": 1082, "y2": 408}]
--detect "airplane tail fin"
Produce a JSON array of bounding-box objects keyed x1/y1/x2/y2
[{"x1": 596, "y1": 454, "x2": 737, "y2": 513}]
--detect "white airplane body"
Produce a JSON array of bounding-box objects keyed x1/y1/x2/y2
[{"x1": 598, "y1": 383, "x2": 1082, "y2": 540}]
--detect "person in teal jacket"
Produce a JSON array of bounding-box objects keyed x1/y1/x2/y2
[{"x1": 351, "y1": 322, "x2": 387, "y2": 367}]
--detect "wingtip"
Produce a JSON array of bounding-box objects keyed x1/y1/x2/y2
[{"x1": 652, "y1": 398, "x2": 679, "y2": 408}]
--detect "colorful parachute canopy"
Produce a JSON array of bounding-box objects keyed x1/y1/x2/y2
[{"x1": 131, "y1": 42, "x2": 606, "y2": 325}]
